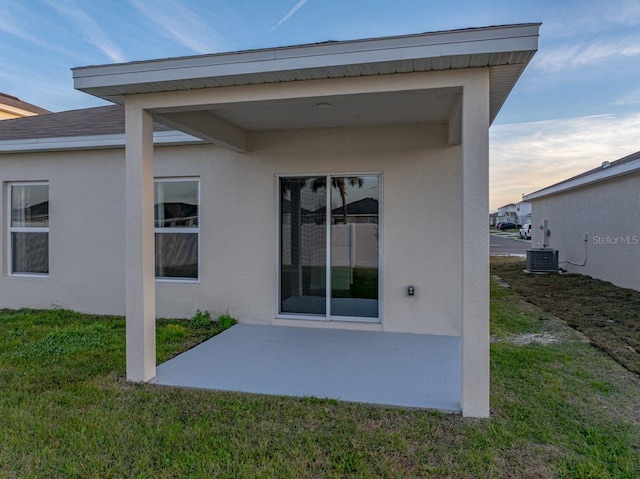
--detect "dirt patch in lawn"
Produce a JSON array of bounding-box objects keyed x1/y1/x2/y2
[
  {"x1": 491, "y1": 256, "x2": 640, "y2": 375},
  {"x1": 511, "y1": 332, "x2": 561, "y2": 345}
]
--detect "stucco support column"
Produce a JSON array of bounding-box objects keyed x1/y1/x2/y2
[
  {"x1": 461, "y1": 70, "x2": 490, "y2": 418},
  {"x1": 125, "y1": 100, "x2": 156, "y2": 382}
]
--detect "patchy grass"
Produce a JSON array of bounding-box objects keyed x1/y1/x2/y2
[
  {"x1": 1, "y1": 285, "x2": 640, "y2": 478},
  {"x1": 491, "y1": 256, "x2": 640, "y2": 374}
]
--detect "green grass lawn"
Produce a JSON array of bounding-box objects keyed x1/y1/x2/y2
[{"x1": 1, "y1": 266, "x2": 640, "y2": 478}]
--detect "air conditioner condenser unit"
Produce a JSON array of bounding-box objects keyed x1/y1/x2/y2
[{"x1": 526, "y1": 248, "x2": 558, "y2": 273}]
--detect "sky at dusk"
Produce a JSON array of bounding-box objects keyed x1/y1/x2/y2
[{"x1": 1, "y1": 0, "x2": 639, "y2": 210}]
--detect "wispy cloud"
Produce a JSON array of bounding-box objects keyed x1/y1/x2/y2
[
  {"x1": 129, "y1": 0, "x2": 225, "y2": 54},
  {"x1": 270, "y1": 0, "x2": 310, "y2": 32},
  {"x1": 612, "y1": 89, "x2": 640, "y2": 106},
  {"x1": 598, "y1": 0, "x2": 640, "y2": 27},
  {"x1": 489, "y1": 113, "x2": 640, "y2": 209},
  {"x1": 45, "y1": 0, "x2": 125, "y2": 62},
  {"x1": 0, "y1": 4, "x2": 74, "y2": 56},
  {"x1": 543, "y1": 0, "x2": 640, "y2": 40},
  {"x1": 0, "y1": 9, "x2": 44, "y2": 45},
  {"x1": 534, "y1": 33, "x2": 640, "y2": 72}
]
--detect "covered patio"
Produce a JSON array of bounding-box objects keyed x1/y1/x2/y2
[
  {"x1": 71, "y1": 23, "x2": 540, "y2": 417},
  {"x1": 153, "y1": 324, "x2": 461, "y2": 411}
]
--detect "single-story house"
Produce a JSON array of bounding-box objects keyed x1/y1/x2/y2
[
  {"x1": 524, "y1": 151, "x2": 640, "y2": 291},
  {"x1": 0, "y1": 24, "x2": 540, "y2": 417}
]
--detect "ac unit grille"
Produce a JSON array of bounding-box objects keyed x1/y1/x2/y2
[{"x1": 526, "y1": 249, "x2": 558, "y2": 273}]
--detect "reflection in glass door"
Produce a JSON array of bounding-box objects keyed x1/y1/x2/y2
[
  {"x1": 330, "y1": 176, "x2": 379, "y2": 318},
  {"x1": 279, "y1": 177, "x2": 327, "y2": 315},
  {"x1": 279, "y1": 175, "x2": 380, "y2": 321}
]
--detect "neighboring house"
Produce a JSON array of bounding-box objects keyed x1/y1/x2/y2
[
  {"x1": 497, "y1": 203, "x2": 517, "y2": 224},
  {"x1": 515, "y1": 200, "x2": 531, "y2": 226},
  {"x1": 524, "y1": 151, "x2": 640, "y2": 291},
  {"x1": 489, "y1": 212, "x2": 498, "y2": 226},
  {"x1": 0, "y1": 92, "x2": 50, "y2": 120},
  {"x1": 497, "y1": 200, "x2": 529, "y2": 226},
  {"x1": 0, "y1": 24, "x2": 540, "y2": 417}
]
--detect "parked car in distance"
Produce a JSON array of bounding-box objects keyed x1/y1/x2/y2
[
  {"x1": 499, "y1": 222, "x2": 516, "y2": 231},
  {"x1": 520, "y1": 223, "x2": 532, "y2": 239}
]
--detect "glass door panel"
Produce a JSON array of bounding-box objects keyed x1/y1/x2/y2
[
  {"x1": 330, "y1": 176, "x2": 379, "y2": 318},
  {"x1": 279, "y1": 177, "x2": 327, "y2": 315}
]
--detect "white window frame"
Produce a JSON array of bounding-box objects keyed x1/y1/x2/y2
[
  {"x1": 7, "y1": 181, "x2": 49, "y2": 278},
  {"x1": 275, "y1": 172, "x2": 383, "y2": 324},
  {"x1": 154, "y1": 177, "x2": 200, "y2": 283}
]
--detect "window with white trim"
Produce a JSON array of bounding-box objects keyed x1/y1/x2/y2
[
  {"x1": 8, "y1": 182, "x2": 49, "y2": 275},
  {"x1": 154, "y1": 178, "x2": 199, "y2": 280}
]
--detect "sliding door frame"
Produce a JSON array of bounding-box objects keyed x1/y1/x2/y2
[{"x1": 275, "y1": 172, "x2": 383, "y2": 324}]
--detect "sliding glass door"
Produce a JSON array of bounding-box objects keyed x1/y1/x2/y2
[{"x1": 279, "y1": 175, "x2": 380, "y2": 321}]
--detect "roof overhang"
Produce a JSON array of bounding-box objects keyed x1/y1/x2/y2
[{"x1": 72, "y1": 24, "x2": 539, "y2": 150}]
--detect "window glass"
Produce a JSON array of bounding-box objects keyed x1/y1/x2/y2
[
  {"x1": 11, "y1": 184, "x2": 49, "y2": 227},
  {"x1": 330, "y1": 176, "x2": 379, "y2": 318},
  {"x1": 154, "y1": 181, "x2": 198, "y2": 228},
  {"x1": 11, "y1": 232, "x2": 49, "y2": 274},
  {"x1": 9, "y1": 184, "x2": 49, "y2": 275},
  {"x1": 279, "y1": 177, "x2": 327, "y2": 315},
  {"x1": 154, "y1": 179, "x2": 199, "y2": 280},
  {"x1": 155, "y1": 233, "x2": 198, "y2": 279}
]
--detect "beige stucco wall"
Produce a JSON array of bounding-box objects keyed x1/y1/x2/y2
[
  {"x1": 531, "y1": 172, "x2": 640, "y2": 291},
  {"x1": 0, "y1": 121, "x2": 463, "y2": 335},
  {"x1": 1, "y1": 149, "x2": 126, "y2": 313}
]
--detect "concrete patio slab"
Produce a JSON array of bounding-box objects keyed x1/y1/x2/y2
[{"x1": 152, "y1": 323, "x2": 461, "y2": 411}]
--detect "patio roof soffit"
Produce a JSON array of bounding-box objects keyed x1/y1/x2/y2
[{"x1": 142, "y1": 82, "x2": 465, "y2": 148}]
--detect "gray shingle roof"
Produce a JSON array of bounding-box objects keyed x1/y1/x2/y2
[
  {"x1": 0, "y1": 105, "x2": 170, "y2": 141},
  {"x1": 0, "y1": 92, "x2": 51, "y2": 115}
]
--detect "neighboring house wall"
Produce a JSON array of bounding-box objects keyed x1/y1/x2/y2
[
  {"x1": 497, "y1": 212, "x2": 516, "y2": 224},
  {"x1": 530, "y1": 173, "x2": 640, "y2": 291},
  {"x1": 497, "y1": 203, "x2": 517, "y2": 223},
  {"x1": 516, "y1": 201, "x2": 531, "y2": 226},
  {"x1": 0, "y1": 122, "x2": 464, "y2": 335}
]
